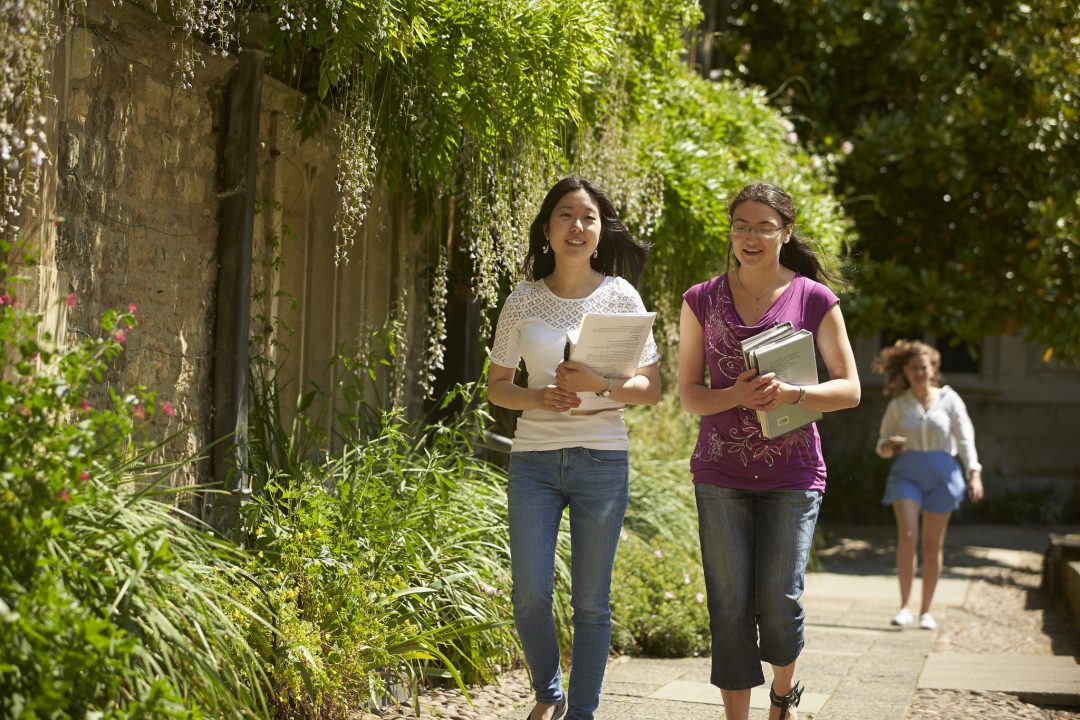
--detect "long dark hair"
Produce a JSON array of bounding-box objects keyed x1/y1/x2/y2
[
  {"x1": 524, "y1": 177, "x2": 649, "y2": 286},
  {"x1": 725, "y1": 181, "x2": 840, "y2": 287}
]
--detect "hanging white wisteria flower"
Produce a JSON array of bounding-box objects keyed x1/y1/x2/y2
[
  {"x1": 389, "y1": 290, "x2": 409, "y2": 409},
  {"x1": 1, "y1": 0, "x2": 57, "y2": 244},
  {"x1": 167, "y1": 0, "x2": 238, "y2": 89},
  {"x1": 419, "y1": 249, "x2": 449, "y2": 399},
  {"x1": 333, "y1": 78, "x2": 378, "y2": 266}
]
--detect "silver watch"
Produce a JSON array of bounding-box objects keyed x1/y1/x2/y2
[{"x1": 597, "y1": 377, "x2": 613, "y2": 398}]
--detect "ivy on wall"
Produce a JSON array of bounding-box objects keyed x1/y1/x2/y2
[{"x1": 3, "y1": 0, "x2": 850, "y2": 395}]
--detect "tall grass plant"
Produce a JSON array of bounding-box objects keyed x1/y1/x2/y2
[
  {"x1": 241, "y1": 341, "x2": 518, "y2": 717},
  {"x1": 0, "y1": 248, "x2": 269, "y2": 718}
]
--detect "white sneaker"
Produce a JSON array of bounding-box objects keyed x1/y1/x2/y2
[
  {"x1": 891, "y1": 608, "x2": 913, "y2": 626},
  {"x1": 919, "y1": 613, "x2": 937, "y2": 630}
]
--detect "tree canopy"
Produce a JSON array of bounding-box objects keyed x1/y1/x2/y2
[{"x1": 709, "y1": 0, "x2": 1080, "y2": 361}]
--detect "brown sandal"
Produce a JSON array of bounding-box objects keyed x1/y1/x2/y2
[{"x1": 769, "y1": 681, "x2": 803, "y2": 720}]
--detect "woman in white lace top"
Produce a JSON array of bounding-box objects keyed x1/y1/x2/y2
[
  {"x1": 487, "y1": 177, "x2": 661, "y2": 720},
  {"x1": 873, "y1": 339, "x2": 983, "y2": 631}
]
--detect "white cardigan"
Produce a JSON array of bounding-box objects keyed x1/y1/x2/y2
[{"x1": 876, "y1": 386, "x2": 982, "y2": 474}]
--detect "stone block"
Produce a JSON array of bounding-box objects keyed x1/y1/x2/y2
[
  {"x1": 1043, "y1": 533, "x2": 1080, "y2": 604},
  {"x1": 142, "y1": 78, "x2": 173, "y2": 124},
  {"x1": 1066, "y1": 561, "x2": 1080, "y2": 632},
  {"x1": 69, "y1": 28, "x2": 96, "y2": 80},
  {"x1": 67, "y1": 91, "x2": 91, "y2": 125}
]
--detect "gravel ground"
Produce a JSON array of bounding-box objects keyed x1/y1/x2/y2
[
  {"x1": 354, "y1": 669, "x2": 533, "y2": 719},
  {"x1": 907, "y1": 536, "x2": 1080, "y2": 720}
]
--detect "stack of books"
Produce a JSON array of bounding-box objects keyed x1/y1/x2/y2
[{"x1": 740, "y1": 322, "x2": 822, "y2": 438}]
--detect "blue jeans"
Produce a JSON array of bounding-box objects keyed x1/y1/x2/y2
[
  {"x1": 508, "y1": 448, "x2": 629, "y2": 720},
  {"x1": 694, "y1": 483, "x2": 822, "y2": 690}
]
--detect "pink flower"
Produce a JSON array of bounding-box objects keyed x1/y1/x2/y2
[
  {"x1": 79, "y1": 470, "x2": 90, "y2": 484},
  {"x1": 133, "y1": 405, "x2": 146, "y2": 420},
  {"x1": 56, "y1": 487, "x2": 71, "y2": 503},
  {"x1": 66, "y1": 292, "x2": 77, "y2": 308},
  {"x1": 128, "y1": 303, "x2": 137, "y2": 314},
  {"x1": 80, "y1": 400, "x2": 91, "y2": 412},
  {"x1": 19, "y1": 405, "x2": 30, "y2": 417},
  {"x1": 113, "y1": 329, "x2": 127, "y2": 344},
  {"x1": 0, "y1": 293, "x2": 10, "y2": 306},
  {"x1": 654, "y1": 549, "x2": 665, "y2": 560},
  {"x1": 161, "y1": 401, "x2": 176, "y2": 417},
  {"x1": 695, "y1": 593, "x2": 705, "y2": 604}
]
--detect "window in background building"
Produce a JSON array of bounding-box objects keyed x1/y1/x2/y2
[{"x1": 879, "y1": 331, "x2": 980, "y2": 376}]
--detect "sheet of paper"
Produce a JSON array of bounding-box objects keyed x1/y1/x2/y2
[{"x1": 567, "y1": 312, "x2": 656, "y2": 379}]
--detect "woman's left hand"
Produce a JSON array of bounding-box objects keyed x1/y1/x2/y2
[
  {"x1": 555, "y1": 360, "x2": 608, "y2": 395},
  {"x1": 967, "y1": 471, "x2": 984, "y2": 503}
]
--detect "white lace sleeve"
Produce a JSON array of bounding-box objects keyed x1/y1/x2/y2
[{"x1": 489, "y1": 284, "x2": 530, "y2": 368}]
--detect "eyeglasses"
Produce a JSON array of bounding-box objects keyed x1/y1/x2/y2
[{"x1": 730, "y1": 223, "x2": 789, "y2": 239}]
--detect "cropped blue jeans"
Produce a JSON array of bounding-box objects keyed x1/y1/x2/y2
[
  {"x1": 694, "y1": 483, "x2": 822, "y2": 690},
  {"x1": 507, "y1": 447, "x2": 629, "y2": 720}
]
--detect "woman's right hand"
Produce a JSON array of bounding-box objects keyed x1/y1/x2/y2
[
  {"x1": 731, "y1": 369, "x2": 779, "y2": 411},
  {"x1": 539, "y1": 384, "x2": 582, "y2": 413},
  {"x1": 885, "y1": 435, "x2": 907, "y2": 456}
]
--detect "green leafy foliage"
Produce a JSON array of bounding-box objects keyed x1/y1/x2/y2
[
  {"x1": 0, "y1": 247, "x2": 268, "y2": 718},
  {"x1": 610, "y1": 532, "x2": 710, "y2": 658},
  {"x1": 612, "y1": 399, "x2": 711, "y2": 657},
  {"x1": 711, "y1": 0, "x2": 1080, "y2": 360},
  {"x1": 272, "y1": 0, "x2": 614, "y2": 194},
  {"x1": 242, "y1": 342, "x2": 518, "y2": 717},
  {"x1": 640, "y1": 72, "x2": 850, "y2": 343}
]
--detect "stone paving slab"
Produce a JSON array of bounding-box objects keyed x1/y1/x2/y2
[
  {"x1": 805, "y1": 571, "x2": 970, "y2": 606},
  {"x1": 646, "y1": 679, "x2": 829, "y2": 713},
  {"x1": 919, "y1": 653, "x2": 1080, "y2": 695}
]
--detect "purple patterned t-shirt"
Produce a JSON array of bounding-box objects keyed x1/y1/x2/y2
[{"x1": 683, "y1": 273, "x2": 839, "y2": 492}]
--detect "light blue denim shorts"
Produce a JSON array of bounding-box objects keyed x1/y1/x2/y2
[{"x1": 882, "y1": 450, "x2": 966, "y2": 513}]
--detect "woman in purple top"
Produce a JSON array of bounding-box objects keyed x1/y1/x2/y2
[{"x1": 678, "y1": 182, "x2": 860, "y2": 720}]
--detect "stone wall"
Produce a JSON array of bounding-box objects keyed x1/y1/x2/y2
[{"x1": 18, "y1": 0, "x2": 431, "y2": 488}]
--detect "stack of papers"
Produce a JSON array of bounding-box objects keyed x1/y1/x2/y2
[{"x1": 565, "y1": 312, "x2": 656, "y2": 411}]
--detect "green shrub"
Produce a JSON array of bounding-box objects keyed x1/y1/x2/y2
[
  {"x1": 242, "y1": 350, "x2": 517, "y2": 718},
  {"x1": 610, "y1": 531, "x2": 710, "y2": 657},
  {"x1": 0, "y1": 246, "x2": 268, "y2": 718}
]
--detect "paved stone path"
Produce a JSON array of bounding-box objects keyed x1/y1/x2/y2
[{"x1": 359, "y1": 524, "x2": 1080, "y2": 719}]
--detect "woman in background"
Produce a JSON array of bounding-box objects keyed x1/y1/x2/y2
[{"x1": 874, "y1": 339, "x2": 983, "y2": 631}]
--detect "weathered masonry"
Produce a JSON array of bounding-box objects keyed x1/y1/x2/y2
[{"x1": 17, "y1": 0, "x2": 433, "y2": 504}]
